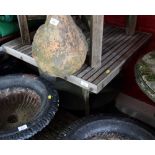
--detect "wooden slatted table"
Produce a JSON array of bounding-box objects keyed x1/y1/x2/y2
[{"x1": 1, "y1": 25, "x2": 151, "y2": 114}]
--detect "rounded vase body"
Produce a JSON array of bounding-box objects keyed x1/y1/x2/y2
[{"x1": 32, "y1": 15, "x2": 88, "y2": 78}]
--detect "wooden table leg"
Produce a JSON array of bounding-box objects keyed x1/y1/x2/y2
[
  {"x1": 126, "y1": 15, "x2": 137, "y2": 35},
  {"x1": 82, "y1": 88, "x2": 90, "y2": 115},
  {"x1": 90, "y1": 15, "x2": 104, "y2": 68},
  {"x1": 17, "y1": 15, "x2": 31, "y2": 45}
]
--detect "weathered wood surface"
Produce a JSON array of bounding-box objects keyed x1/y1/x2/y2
[
  {"x1": 90, "y1": 15, "x2": 104, "y2": 68},
  {"x1": 126, "y1": 15, "x2": 137, "y2": 35},
  {"x1": 82, "y1": 88, "x2": 90, "y2": 115},
  {"x1": 17, "y1": 15, "x2": 31, "y2": 45}
]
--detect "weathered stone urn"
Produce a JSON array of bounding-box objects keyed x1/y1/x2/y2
[
  {"x1": 32, "y1": 15, "x2": 88, "y2": 78},
  {"x1": 135, "y1": 51, "x2": 155, "y2": 102}
]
